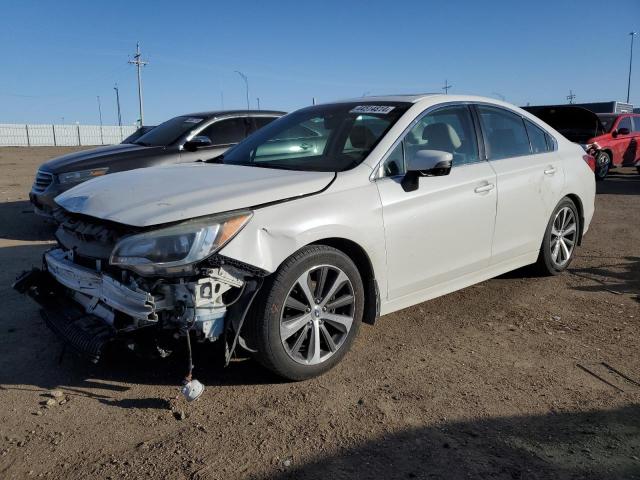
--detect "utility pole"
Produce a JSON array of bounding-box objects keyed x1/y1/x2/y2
[
  {"x1": 256, "y1": 97, "x2": 261, "y2": 110},
  {"x1": 128, "y1": 42, "x2": 148, "y2": 126},
  {"x1": 312, "y1": 97, "x2": 316, "y2": 105},
  {"x1": 567, "y1": 90, "x2": 576, "y2": 104},
  {"x1": 220, "y1": 91, "x2": 224, "y2": 109},
  {"x1": 442, "y1": 80, "x2": 452, "y2": 94},
  {"x1": 627, "y1": 32, "x2": 637, "y2": 103},
  {"x1": 234, "y1": 71, "x2": 250, "y2": 110},
  {"x1": 114, "y1": 84, "x2": 123, "y2": 139},
  {"x1": 97, "y1": 96, "x2": 104, "y2": 145}
]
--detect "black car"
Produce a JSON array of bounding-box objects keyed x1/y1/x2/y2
[{"x1": 30, "y1": 110, "x2": 285, "y2": 217}]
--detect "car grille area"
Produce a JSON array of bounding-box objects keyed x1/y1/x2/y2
[
  {"x1": 53, "y1": 208, "x2": 137, "y2": 260},
  {"x1": 32, "y1": 170, "x2": 54, "y2": 193}
]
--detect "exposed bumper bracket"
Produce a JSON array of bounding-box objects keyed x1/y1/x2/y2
[{"x1": 14, "y1": 269, "x2": 115, "y2": 363}]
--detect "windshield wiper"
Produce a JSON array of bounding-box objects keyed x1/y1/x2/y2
[{"x1": 134, "y1": 141, "x2": 151, "y2": 147}]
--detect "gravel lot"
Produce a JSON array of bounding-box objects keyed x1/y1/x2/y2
[{"x1": 0, "y1": 147, "x2": 639, "y2": 480}]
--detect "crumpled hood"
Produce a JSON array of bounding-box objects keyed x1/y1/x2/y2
[
  {"x1": 55, "y1": 163, "x2": 335, "y2": 227},
  {"x1": 41, "y1": 143, "x2": 164, "y2": 173}
]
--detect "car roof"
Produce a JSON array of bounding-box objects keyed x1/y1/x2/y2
[
  {"x1": 335, "y1": 93, "x2": 440, "y2": 104},
  {"x1": 181, "y1": 110, "x2": 286, "y2": 118},
  {"x1": 330, "y1": 94, "x2": 521, "y2": 107}
]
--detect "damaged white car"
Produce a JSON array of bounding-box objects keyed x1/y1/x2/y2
[{"x1": 15, "y1": 95, "x2": 595, "y2": 382}]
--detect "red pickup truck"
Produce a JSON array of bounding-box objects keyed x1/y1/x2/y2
[{"x1": 524, "y1": 106, "x2": 640, "y2": 180}]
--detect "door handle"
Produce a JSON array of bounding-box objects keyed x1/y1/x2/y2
[
  {"x1": 474, "y1": 183, "x2": 495, "y2": 193},
  {"x1": 544, "y1": 166, "x2": 557, "y2": 175}
]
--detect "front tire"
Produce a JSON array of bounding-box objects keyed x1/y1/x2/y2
[
  {"x1": 248, "y1": 245, "x2": 364, "y2": 381},
  {"x1": 535, "y1": 198, "x2": 580, "y2": 275},
  {"x1": 595, "y1": 151, "x2": 611, "y2": 181}
]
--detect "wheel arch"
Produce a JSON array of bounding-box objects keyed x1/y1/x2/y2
[
  {"x1": 565, "y1": 193, "x2": 584, "y2": 245},
  {"x1": 309, "y1": 237, "x2": 379, "y2": 326}
]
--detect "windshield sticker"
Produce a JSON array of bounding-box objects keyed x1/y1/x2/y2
[
  {"x1": 350, "y1": 105, "x2": 395, "y2": 115},
  {"x1": 183, "y1": 117, "x2": 204, "y2": 123}
]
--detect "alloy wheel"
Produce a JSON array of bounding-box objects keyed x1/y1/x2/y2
[
  {"x1": 550, "y1": 206, "x2": 577, "y2": 267},
  {"x1": 596, "y1": 152, "x2": 610, "y2": 179},
  {"x1": 280, "y1": 265, "x2": 355, "y2": 365}
]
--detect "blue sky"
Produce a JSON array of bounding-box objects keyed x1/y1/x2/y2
[{"x1": 1, "y1": 0, "x2": 638, "y2": 125}]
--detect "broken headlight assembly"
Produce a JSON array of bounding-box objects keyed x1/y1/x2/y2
[{"x1": 110, "y1": 211, "x2": 252, "y2": 275}]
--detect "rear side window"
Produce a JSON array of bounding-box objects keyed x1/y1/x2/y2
[
  {"x1": 477, "y1": 106, "x2": 531, "y2": 160},
  {"x1": 633, "y1": 117, "x2": 640, "y2": 132},
  {"x1": 524, "y1": 119, "x2": 550, "y2": 154}
]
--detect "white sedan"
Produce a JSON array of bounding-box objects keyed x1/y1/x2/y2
[{"x1": 17, "y1": 94, "x2": 595, "y2": 381}]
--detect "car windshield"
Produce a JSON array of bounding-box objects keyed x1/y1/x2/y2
[
  {"x1": 134, "y1": 115, "x2": 205, "y2": 146},
  {"x1": 596, "y1": 114, "x2": 617, "y2": 133},
  {"x1": 221, "y1": 102, "x2": 410, "y2": 172}
]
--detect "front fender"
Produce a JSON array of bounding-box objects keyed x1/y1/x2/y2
[{"x1": 218, "y1": 182, "x2": 388, "y2": 298}]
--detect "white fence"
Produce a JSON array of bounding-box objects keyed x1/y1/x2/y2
[{"x1": 0, "y1": 124, "x2": 138, "y2": 147}]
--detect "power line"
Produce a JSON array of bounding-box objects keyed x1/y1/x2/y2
[{"x1": 128, "y1": 42, "x2": 148, "y2": 126}]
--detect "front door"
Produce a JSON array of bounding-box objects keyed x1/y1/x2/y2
[{"x1": 376, "y1": 104, "x2": 497, "y2": 301}]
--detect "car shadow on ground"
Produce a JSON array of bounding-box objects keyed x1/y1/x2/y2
[
  {"x1": 265, "y1": 404, "x2": 640, "y2": 480},
  {"x1": 0, "y1": 200, "x2": 57, "y2": 241},
  {"x1": 568, "y1": 255, "x2": 640, "y2": 299}
]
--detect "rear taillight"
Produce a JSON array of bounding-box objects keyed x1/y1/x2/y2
[{"x1": 583, "y1": 154, "x2": 596, "y2": 172}]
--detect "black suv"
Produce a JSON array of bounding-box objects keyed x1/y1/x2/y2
[{"x1": 30, "y1": 110, "x2": 285, "y2": 217}]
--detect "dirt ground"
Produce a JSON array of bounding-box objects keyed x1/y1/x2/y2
[{"x1": 0, "y1": 146, "x2": 639, "y2": 480}]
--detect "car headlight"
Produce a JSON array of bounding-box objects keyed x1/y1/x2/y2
[
  {"x1": 58, "y1": 168, "x2": 109, "y2": 184},
  {"x1": 110, "y1": 211, "x2": 252, "y2": 275}
]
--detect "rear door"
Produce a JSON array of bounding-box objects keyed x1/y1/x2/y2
[
  {"x1": 612, "y1": 116, "x2": 633, "y2": 166},
  {"x1": 475, "y1": 105, "x2": 565, "y2": 265},
  {"x1": 625, "y1": 116, "x2": 640, "y2": 165}
]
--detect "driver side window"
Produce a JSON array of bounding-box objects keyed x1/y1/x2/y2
[
  {"x1": 200, "y1": 118, "x2": 250, "y2": 146},
  {"x1": 381, "y1": 105, "x2": 479, "y2": 177}
]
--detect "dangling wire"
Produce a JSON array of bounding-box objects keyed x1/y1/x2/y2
[{"x1": 184, "y1": 327, "x2": 194, "y2": 382}]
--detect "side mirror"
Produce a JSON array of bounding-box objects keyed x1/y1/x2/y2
[
  {"x1": 402, "y1": 150, "x2": 453, "y2": 192},
  {"x1": 615, "y1": 127, "x2": 630, "y2": 136},
  {"x1": 183, "y1": 135, "x2": 212, "y2": 152}
]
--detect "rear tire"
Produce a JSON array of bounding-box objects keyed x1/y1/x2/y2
[
  {"x1": 594, "y1": 151, "x2": 611, "y2": 181},
  {"x1": 535, "y1": 198, "x2": 580, "y2": 275},
  {"x1": 248, "y1": 245, "x2": 364, "y2": 381}
]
